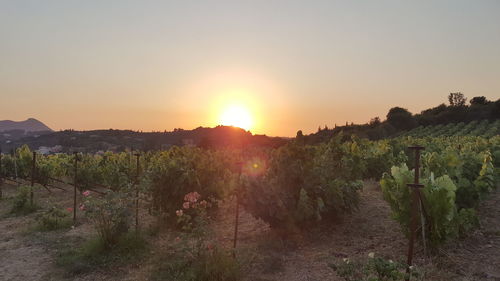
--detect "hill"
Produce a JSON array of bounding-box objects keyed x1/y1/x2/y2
[
  {"x1": 0, "y1": 118, "x2": 52, "y2": 132},
  {"x1": 0, "y1": 125, "x2": 287, "y2": 153},
  {"x1": 303, "y1": 93, "x2": 500, "y2": 144}
]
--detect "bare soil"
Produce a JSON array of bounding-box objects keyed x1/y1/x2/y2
[{"x1": 0, "y1": 180, "x2": 499, "y2": 281}]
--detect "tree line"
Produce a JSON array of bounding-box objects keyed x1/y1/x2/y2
[{"x1": 305, "y1": 93, "x2": 500, "y2": 143}]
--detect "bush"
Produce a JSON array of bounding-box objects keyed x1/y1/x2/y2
[
  {"x1": 175, "y1": 192, "x2": 215, "y2": 232},
  {"x1": 11, "y1": 185, "x2": 37, "y2": 214},
  {"x1": 36, "y1": 205, "x2": 71, "y2": 231},
  {"x1": 330, "y1": 253, "x2": 420, "y2": 281},
  {"x1": 81, "y1": 189, "x2": 132, "y2": 248},
  {"x1": 151, "y1": 189, "x2": 240, "y2": 281},
  {"x1": 241, "y1": 138, "x2": 364, "y2": 231},
  {"x1": 381, "y1": 164, "x2": 481, "y2": 247},
  {"x1": 145, "y1": 147, "x2": 230, "y2": 222},
  {"x1": 151, "y1": 244, "x2": 240, "y2": 281},
  {"x1": 57, "y1": 233, "x2": 148, "y2": 276}
]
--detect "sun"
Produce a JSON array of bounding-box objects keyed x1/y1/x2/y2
[{"x1": 219, "y1": 105, "x2": 252, "y2": 131}]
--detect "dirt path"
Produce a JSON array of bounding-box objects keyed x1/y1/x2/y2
[
  {"x1": 0, "y1": 184, "x2": 54, "y2": 281},
  {"x1": 214, "y1": 181, "x2": 500, "y2": 281},
  {"x1": 1, "y1": 181, "x2": 499, "y2": 280},
  {"x1": 0, "y1": 215, "x2": 53, "y2": 281},
  {"x1": 439, "y1": 187, "x2": 500, "y2": 280},
  {"x1": 222, "y1": 181, "x2": 410, "y2": 281}
]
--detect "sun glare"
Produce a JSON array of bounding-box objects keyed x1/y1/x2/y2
[{"x1": 219, "y1": 105, "x2": 252, "y2": 131}]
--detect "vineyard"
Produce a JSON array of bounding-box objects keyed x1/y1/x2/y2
[
  {"x1": 0, "y1": 134, "x2": 499, "y2": 280},
  {"x1": 399, "y1": 120, "x2": 500, "y2": 138}
]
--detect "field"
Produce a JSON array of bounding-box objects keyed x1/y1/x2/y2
[{"x1": 0, "y1": 134, "x2": 499, "y2": 281}]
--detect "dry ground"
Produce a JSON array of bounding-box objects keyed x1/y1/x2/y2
[{"x1": 0, "y1": 180, "x2": 499, "y2": 281}]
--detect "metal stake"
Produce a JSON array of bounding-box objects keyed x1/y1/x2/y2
[
  {"x1": 73, "y1": 152, "x2": 78, "y2": 225},
  {"x1": 0, "y1": 149, "x2": 3, "y2": 199},
  {"x1": 30, "y1": 151, "x2": 36, "y2": 205},
  {"x1": 233, "y1": 162, "x2": 243, "y2": 257},
  {"x1": 134, "y1": 153, "x2": 140, "y2": 233},
  {"x1": 406, "y1": 146, "x2": 424, "y2": 280},
  {"x1": 13, "y1": 149, "x2": 18, "y2": 185}
]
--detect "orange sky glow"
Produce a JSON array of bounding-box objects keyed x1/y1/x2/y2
[{"x1": 1, "y1": 1, "x2": 499, "y2": 136}]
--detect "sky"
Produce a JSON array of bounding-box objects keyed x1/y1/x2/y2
[{"x1": 1, "y1": 0, "x2": 499, "y2": 136}]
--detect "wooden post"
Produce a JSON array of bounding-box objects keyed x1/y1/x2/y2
[
  {"x1": 30, "y1": 151, "x2": 36, "y2": 205},
  {"x1": 233, "y1": 162, "x2": 243, "y2": 257},
  {"x1": 134, "y1": 153, "x2": 140, "y2": 233},
  {"x1": 406, "y1": 146, "x2": 424, "y2": 280},
  {"x1": 73, "y1": 152, "x2": 78, "y2": 225},
  {"x1": 0, "y1": 149, "x2": 3, "y2": 200},
  {"x1": 12, "y1": 149, "x2": 18, "y2": 185}
]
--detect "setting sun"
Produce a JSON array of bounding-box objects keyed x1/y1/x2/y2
[{"x1": 219, "y1": 105, "x2": 252, "y2": 131}]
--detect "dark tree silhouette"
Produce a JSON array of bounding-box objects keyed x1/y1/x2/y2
[
  {"x1": 448, "y1": 92, "x2": 467, "y2": 107},
  {"x1": 386, "y1": 107, "x2": 416, "y2": 130},
  {"x1": 470, "y1": 96, "x2": 489, "y2": 105}
]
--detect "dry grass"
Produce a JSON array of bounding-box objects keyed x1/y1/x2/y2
[{"x1": 0, "y1": 180, "x2": 499, "y2": 280}]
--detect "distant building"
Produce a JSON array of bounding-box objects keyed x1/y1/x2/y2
[{"x1": 37, "y1": 145, "x2": 63, "y2": 155}]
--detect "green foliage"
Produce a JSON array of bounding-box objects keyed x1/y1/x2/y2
[
  {"x1": 152, "y1": 189, "x2": 239, "y2": 281},
  {"x1": 36, "y1": 205, "x2": 71, "y2": 231},
  {"x1": 57, "y1": 233, "x2": 148, "y2": 276},
  {"x1": 151, "y1": 245, "x2": 240, "y2": 281},
  {"x1": 82, "y1": 189, "x2": 133, "y2": 248},
  {"x1": 330, "y1": 254, "x2": 420, "y2": 281},
  {"x1": 10, "y1": 185, "x2": 37, "y2": 214},
  {"x1": 421, "y1": 174, "x2": 460, "y2": 245},
  {"x1": 145, "y1": 147, "x2": 231, "y2": 221},
  {"x1": 175, "y1": 192, "x2": 214, "y2": 232},
  {"x1": 380, "y1": 165, "x2": 413, "y2": 233},
  {"x1": 380, "y1": 135, "x2": 499, "y2": 247},
  {"x1": 241, "y1": 137, "x2": 364, "y2": 231},
  {"x1": 474, "y1": 151, "x2": 496, "y2": 196},
  {"x1": 456, "y1": 208, "x2": 479, "y2": 236},
  {"x1": 403, "y1": 120, "x2": 500, "y2": 138}
]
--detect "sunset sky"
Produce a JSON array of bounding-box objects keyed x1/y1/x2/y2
[{"x1": 1, "y1": 0, "x2": 499, "y2": 136}]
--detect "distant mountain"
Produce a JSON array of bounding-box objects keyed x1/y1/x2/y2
[{"x1": 0, "y1": 118, "x2": 52, "y2": 132}]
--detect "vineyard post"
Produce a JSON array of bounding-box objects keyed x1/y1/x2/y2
[
  {"x1": 134, "y1": 153, "x2": 140, "y2": 233},
  {"x1": 129, "y1": 147, "x2": 133, "y2": 167},
  {"x1": 73, "y1": 152, "x2": 78, "y2": 225},
  {"x1": 406, "y1": 145, "x2": 424, "y2": 280},
  {"x1": 232, "y1": 162, "x2": 243, "y2": 257},
  {"x1": 30, "y1": 151, "x2": 36, "y2": 205},
  {"x1": 12, "y1": 149, "x2": 18, "y2": 185},
  {"x1": 0, "y1": 148, "x2": 3, "y2": 199}
]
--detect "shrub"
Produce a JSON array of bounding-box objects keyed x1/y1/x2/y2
[
  {"x1": 381, "y1": 164, "x2": 481, "y2": 247},
  {"x1": 81, "y1": 189, "x2": 132, "y2": 248},
  {"x1": 145, "y1": 147, "x2": 229, "y2": 222},
  {"x1": 152, "y1": 191, "x2": 240, "y2": 281},
  {"x1": 241, "y1": 138, "x2": 364, "y2": 231},
  {"x1": 175, "y1": 191, "x2": 214, "y2": 232},
  {"x1": 36, "y1": 205, "x2": 71, "y2": 231},
  {"x1": 330, "y1": 253, "x2": 420, "y2": 281},
  {"x1": 151, "y1": 243, "x2": 240, "y2": 281},
  {"x1": 57, "y1": 232, "x2": 148, "y2": 275},
  {"x1": 11, "y1": 185, "x2": 37, "y2": 214}
]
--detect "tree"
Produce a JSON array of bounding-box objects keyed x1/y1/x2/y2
[
  {"x1": 295, "y1": 130, "x2": 305, "y2": 145},
  {"x1": 386, "y1": 107, "x2": 416, "y2": 131},
  {"x1": 470, "y1": 96, "x2": 489, "y2": 105},
  {"x1": 448, "y1": 92, "x2": 467, "y2": 107},
  {"x1": 369, "y1": 117, "x2": 381, "y2": 127}
]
